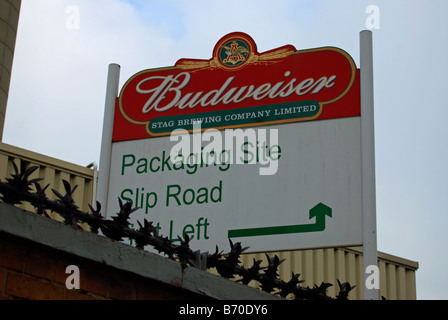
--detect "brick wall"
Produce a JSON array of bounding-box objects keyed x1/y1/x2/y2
[
  {"x1": 0, "y1": 203, "x2": 280, "y2": 301},
  {"x1": 0, "y1": 233, "x2": 206, "y2": 300}
]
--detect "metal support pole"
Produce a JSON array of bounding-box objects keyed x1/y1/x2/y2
[
  {"x1": 360, "y1": 30, "x2": 378, "y2": 300},
  {"x1": 86, "y1": 162, "x2": 98, "y2": 207},
  {"x1": 97, "y1": 63, "x2": 120, "y2": 217}
]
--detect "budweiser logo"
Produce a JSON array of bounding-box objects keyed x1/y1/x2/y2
[{"x1": 136, "y1": 71, "x2": 336, "y2": 113}]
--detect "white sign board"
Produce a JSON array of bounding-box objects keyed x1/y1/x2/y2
[{"x1": 106, "y1": 118, "x2": 362, "y2": 253}]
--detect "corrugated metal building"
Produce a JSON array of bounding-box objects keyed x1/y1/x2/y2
[
  {"x1": 0, "y1": 143, "x2": 96, "y2": 222},
  {"x1": 240, "y1": 247, "x2": 418, "y2": 300}
]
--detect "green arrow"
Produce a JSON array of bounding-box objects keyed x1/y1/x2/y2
[{"x1": 228, "y1": 203, "x2": 332, "y2": 238}]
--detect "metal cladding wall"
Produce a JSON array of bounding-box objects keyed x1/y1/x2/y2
[
  {"x1": 240, "y1": 247, "x2": 418, "y2": 300},
  {"x1": 0, "y1": 0, "x2": 21, "y2": 140},
  {"x1": 0, "y1": 143, "x2": 96, "y2": 219}
]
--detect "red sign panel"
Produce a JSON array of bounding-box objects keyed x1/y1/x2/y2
[{"x1": 114, "y1": 32, "x2": 360, "y2": 142}]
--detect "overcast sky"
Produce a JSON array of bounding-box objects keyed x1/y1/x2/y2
[{"x1": 3, "y1": 0, "x2": 448, "y2": 300}]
